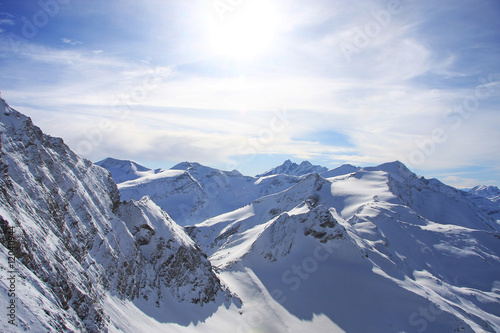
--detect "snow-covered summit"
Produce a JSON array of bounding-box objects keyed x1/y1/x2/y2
[
  {"x1": 95, "y1": 157, "x2": 161, "y2": 183},
  {"x1": 320, "y1": 163, "x2": 360, "y2": 178},
  {"x1": 463, "y1": 185, "x2": 500, "y2": 224},
  {"x1": 97, "y1": 157, "x2": 151, "y2": 172},
  {"x1": 469, "y1": 185, "x2": 500, "y2": 202},
  {"x1": 363, "y1": 160, "x2": 414, "y2": 181},
  {"x1": 170, "y1": 161, "x2": 243, "y2": 177},
  {"x1": 171, "y1": 161, "x2": 206, "y2": 172},
  {"x1": 256, "y1": 159, "x2": 328, "y2": 177}
]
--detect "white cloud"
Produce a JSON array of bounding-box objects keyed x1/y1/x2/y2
[
  {"x1": 0, "y1": 18, "x2": 15, "y2": 26},
  {"x1": 61, "y1": 38, "x2": 83, "y2": 46},
  {"x1": 0, "y1": 15, "x2": 15, "y2": 34},
  {"x1": 5, "y1": 38, "x2": 499, "y2": 178},
  {"x1": 440, "y1": 175, "x2": 481, "y2": 189}
]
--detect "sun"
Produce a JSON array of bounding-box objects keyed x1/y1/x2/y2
[{"x1": 209, "y1": 1, "x2": 281, "y2": 60}]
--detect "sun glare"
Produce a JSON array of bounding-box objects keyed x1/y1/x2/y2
[{"x1": 209, "y1": 1, "x2": 281, "y2": 60}]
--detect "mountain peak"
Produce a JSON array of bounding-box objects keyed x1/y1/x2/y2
[
  {"x1": 171, "y1": 161, "x2": 203, "y2": 171},
  {"x1": 471, "y1": 184, "x2": 500, "y2": 193},
  {"x1": 469, "y1": 185, "x2": 500, "y2": 202},
  {"x1": 95, "y1": 157, "x2": 153, "y2": 183},
  {"x1": 96, "y1": 157, "x2": 150, "y2": 171},
  {"x1": 0, "y1": 98, "x2": 30, "y2": 127},
  {"x1": 321, "y1": 163, "x2": 360, "y2": 178},
  {"x1": 363, "y1": 161, "x2": 414, "y2": 181},
  {"x1": 256, "y1": 160, "x2": 328, "y2": 177},
  {"x1": 376, "y1": 160, "x2": 406, "y2": 170}
]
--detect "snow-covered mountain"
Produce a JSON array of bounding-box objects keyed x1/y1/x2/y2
[
  {"x1": 110, "y1": 161, "x2": 302, "y2": 226},
  {"x1": 101, "y1": 160, "x2": 361, "y2": 227},
  {"x1": 256, "y1": 159, "x2": 328, "y2": 177},
  {"x1": 104, "y1": 160, "x2": 361, "y2": 227},
  {"x1": 0, "y1": 99, "x2": 233, "y2": 332},
  {"x1": 320, "y1": 163, "x2": 360, "y2": 178},
  {"x1": 464, "y1": 185, "x2": 500, "y2": 224},
  {"x1": 1, "y1": 97, "x2": 500, "y2": 332},
  {"x1": 95, "y1": 157, "x2": 162, "y2": 183},
  {"x1": 468, "y1": 185, "x2": 500, "y2": 203},
  {"x1": 187, "y1": 162, "x2": 500, "y2": 333}
]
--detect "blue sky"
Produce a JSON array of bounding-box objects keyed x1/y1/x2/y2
[{"x1": 1, "y1": 0, "x2": 499, "y2": 187}]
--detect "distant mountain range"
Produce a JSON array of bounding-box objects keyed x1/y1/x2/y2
[
  {"x1": 1, "y1": 98, "x2": 500, "y2": 332},
  {"x1": 468, "y1": 185, "x2": 500, "y2": 203},
  {"x1": 464, "y1": 185, "x2": 500, "y2": 224},
  {"x1": 95, "y1": 158, "x2": 364, "y2": 226}
]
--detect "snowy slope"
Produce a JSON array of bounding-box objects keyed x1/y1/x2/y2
[
  {"x1": 256, "y1": 159, "x2": 328, "y2": 177},
  {"x1": 188, "y1": 163, "x2": 500, "y2": 333},
  {"x1": 0, "y1": 99, "x2": 232, "y2": 332}
]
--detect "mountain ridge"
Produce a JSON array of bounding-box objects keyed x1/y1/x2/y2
[
  {"x1": 2, "y1": 97, "x2": 500, "y2": 332},
  {"x1": 0, "y1": 99, "x2": 234, "y2": 332},
  {"x1": 99, "y1": 156, "x2": 500, "y2": 230},
  {"x1": 469, "y1": 185, "x2": 500, "y2": 202}
]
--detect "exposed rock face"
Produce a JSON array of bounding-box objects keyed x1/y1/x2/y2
[
  {"x1": 0, "y1": 98, "x2": 227, "y2": 332},
  {"x1": 116, "y1": 197, "x2": 223, "y2": 305}
]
